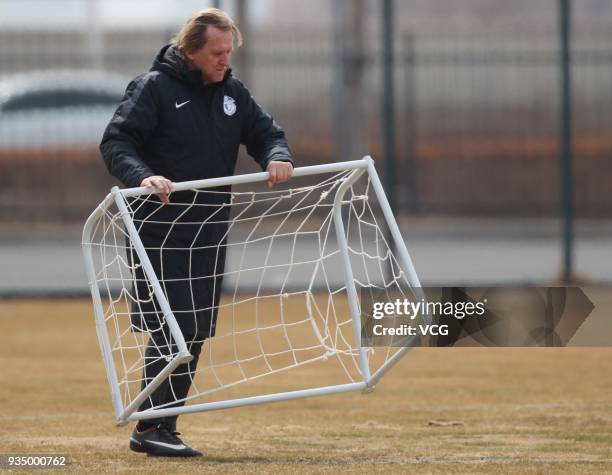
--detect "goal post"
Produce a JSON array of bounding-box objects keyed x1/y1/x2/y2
[{"x1": 82, "y1": 156, "x2": 423, "y2": 425}]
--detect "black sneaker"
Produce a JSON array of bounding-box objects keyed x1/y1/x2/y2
[{"x1": 129, "y1": 424, "x2": 202, "y2": 457}]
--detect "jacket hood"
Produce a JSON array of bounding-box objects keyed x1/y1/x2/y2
[{"x1": 150, "y1": 44, "x2": 232, "y2": 87}]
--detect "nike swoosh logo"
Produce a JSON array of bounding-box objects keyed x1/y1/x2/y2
[
  {"x1": 175, "y1": 100, "x2": 190, "y2": 109},
  {"x1": 146, "y1": 440, "x2": 187, "y2": 450}
]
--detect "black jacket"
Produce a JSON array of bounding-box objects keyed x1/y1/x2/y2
[
  {"x1": 100, "y1": 44, "x2": 293, "y2": 188},
  {"x1": 100, "y1": 45, "x2": 293, "y2": 338}
]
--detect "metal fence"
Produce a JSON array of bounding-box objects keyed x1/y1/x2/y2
[{"x1": 0, "y1": 18, "x2": 611, "y2": 223}]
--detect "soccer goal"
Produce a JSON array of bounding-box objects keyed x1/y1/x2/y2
[{"x1": 82, "y1": 156, "x2": 424, "y2": 425}]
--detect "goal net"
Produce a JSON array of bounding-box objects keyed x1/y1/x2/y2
[{"x1": 82, "y1": 157, "x2": 423, "y2": 425}]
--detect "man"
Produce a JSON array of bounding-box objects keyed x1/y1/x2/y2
[{"x1": 100, "y1": 8, "x2": 293, "y2": 457}]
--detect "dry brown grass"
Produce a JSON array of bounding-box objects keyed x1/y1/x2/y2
[{"x1": 1, "y1": 297, "x2": 611, "y2": 474}]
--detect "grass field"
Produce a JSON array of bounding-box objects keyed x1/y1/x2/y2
[{"x1": 1, "y1": 298, "x2": 612, "y2": 474}]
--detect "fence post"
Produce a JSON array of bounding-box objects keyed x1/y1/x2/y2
[
  {"x1": 382, "y1": 0, "x2": 397, "y2": 215},
  {"x1": 402, "y1": 32, "x2": 418, "y2": 214},
  {"x1": 559, "y1": 0, "x2": 574, "y2": 283}
]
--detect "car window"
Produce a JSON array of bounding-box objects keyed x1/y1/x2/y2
[{"x1": 2, "y1": 89, "x2": 121, "y2": 112}]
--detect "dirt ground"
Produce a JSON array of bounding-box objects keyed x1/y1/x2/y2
[{"x1": 1, "y1": 297, "x2": 611, "y2": 474}]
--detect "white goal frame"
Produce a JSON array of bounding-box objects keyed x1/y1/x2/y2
[{"x1": 82, "y1": 156, "x2": 423, "y2": 425}]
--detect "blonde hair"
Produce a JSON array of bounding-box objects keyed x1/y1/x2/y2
[{"x1": 173, "y1": 8, "x2": 242, "y2": 54}]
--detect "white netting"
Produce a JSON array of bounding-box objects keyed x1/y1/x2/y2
[{"x1": 83, "y1": 167, "x2": 419, "y2": 420}]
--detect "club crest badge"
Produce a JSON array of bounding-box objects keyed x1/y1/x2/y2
[{"x1": 223, "y1": 95, "x2": 236, "y2": 116}]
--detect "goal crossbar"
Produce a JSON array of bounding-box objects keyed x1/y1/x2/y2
[{"x1": 120, "y1": 159, "x2": 369, "y2": 198}]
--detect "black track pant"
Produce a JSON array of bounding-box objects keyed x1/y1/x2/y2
[{"x1": 137, "y1": 329, "x2": 203, "y2": 431}]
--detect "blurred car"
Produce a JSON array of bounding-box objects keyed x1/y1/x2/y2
[
  {"x1": 0, "y1": 70, "x2": 128, "y2": 221},
  {"x1": 0, "y1": 70, "x2": 126, "y2": 148}
]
